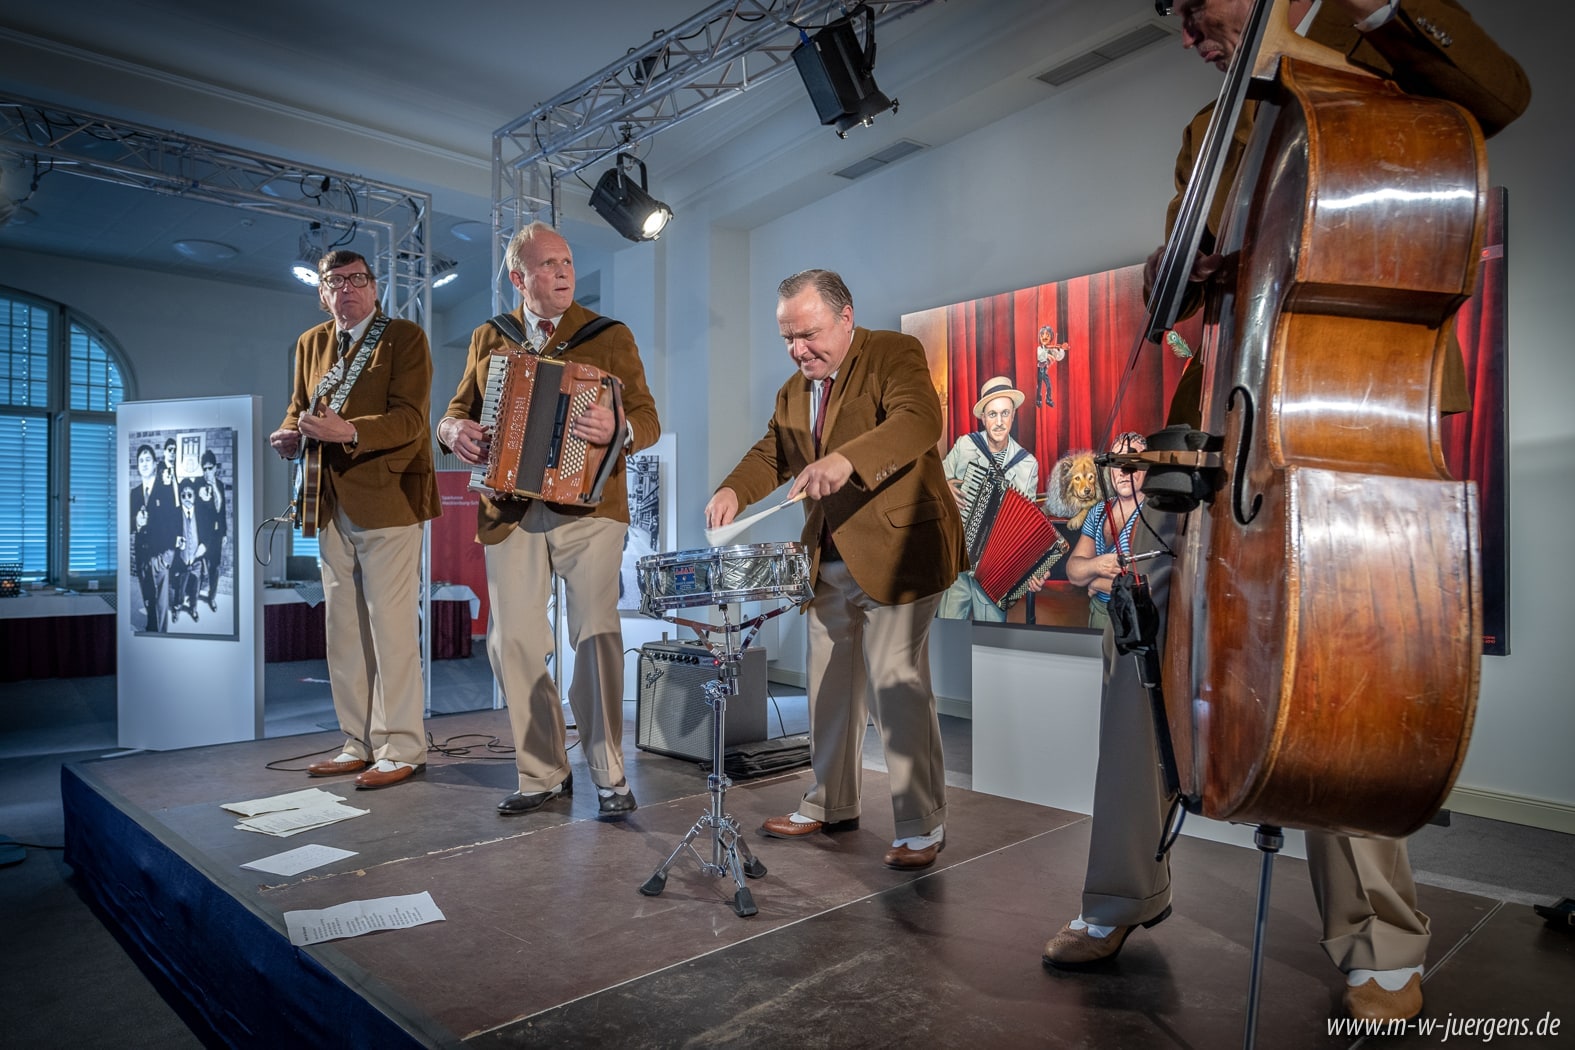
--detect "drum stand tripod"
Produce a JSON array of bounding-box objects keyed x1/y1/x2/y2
[{"x1": 638, "y1": 606, "x2": 778, "y2": 918}]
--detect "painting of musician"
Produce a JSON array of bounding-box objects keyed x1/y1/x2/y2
[
  {"x1": 1033, "y1": 325, "x2": 1067, "y2": 409},
  {"x1": 937, "y1": 376, "x2": 1042, "y2": 622},
  {"x1": 126, "y1": 425, "x2": 238, "y2": 639},
  {"x1": 1063, "y1": 432, "x2": 1148, "y2": 633},
  {"x1": 904, "y1": 245, "x2": 1509, "y2": 643},
  {"x1": 904, "y1": 262, "x2": 1195, "y2": 630}
]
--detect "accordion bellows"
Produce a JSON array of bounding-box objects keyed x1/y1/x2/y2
[
  {"x1": 960, "y1": 460, "x2": 1069, "y2": 609},
  {"x1": 469, "y1": 348, "x2": 624, "y2": 506}
]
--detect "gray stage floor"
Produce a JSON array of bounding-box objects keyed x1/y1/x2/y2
[{"x1": 61, "y1": 701, "x2": 1575, "y2": 1049}]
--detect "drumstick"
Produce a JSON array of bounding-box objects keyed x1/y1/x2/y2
[{"x1": 704, "y1": 492, "x2": 806, "y2": 547}]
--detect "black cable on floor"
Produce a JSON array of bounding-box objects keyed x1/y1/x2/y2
[
  {"x1": 426, "y1": 732, "x2": 514, "y2": 759},
  {"x1": 264, "y1": 744, "x2": 344, "y2": 772}
]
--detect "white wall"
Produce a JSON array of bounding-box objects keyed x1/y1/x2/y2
[{"x1": 608, "y1": 5, "x2": 1575, "y2": 828}]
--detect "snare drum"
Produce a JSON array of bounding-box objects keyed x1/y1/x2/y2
[{"x1": 637, "y1": 542, "x2": 812, "y2": 617}]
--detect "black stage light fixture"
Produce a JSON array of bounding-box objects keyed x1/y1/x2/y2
[
  {"x1": 792, "y1": 3, "x2": 897, "y2": 137},
  {"x1": 589, "y1": 154, "x2": 673, "y2": 242}
]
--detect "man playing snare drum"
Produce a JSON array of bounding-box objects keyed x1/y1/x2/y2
[
  {"x1": 706, "y1": 269, "x2": 966, "y2": 869},
  {"x1": 440, "y1": 222, "x2": 660, "y2": 819}
]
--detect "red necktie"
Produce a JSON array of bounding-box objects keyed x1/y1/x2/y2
[
  {"x1": 538, "y1": 319, "x2": 555, "y2": 343},
  {"x1": 813, "y1": 377, "x2": 833, "y2": 452}
]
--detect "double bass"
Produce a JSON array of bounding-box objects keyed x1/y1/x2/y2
[{"x1": 1150, "y1": 0, "x2": 1487, "y2": 840}]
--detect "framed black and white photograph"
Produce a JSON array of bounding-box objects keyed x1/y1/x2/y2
[
  {"x1": 126, "y1": 425, "x2": 237, "y2": 639},
  {"x1": 618, "y1": 448, "x2": 663, "y2": 611}
]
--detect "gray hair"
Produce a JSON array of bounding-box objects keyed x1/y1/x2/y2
[
  {"x1": 505, "y1": 221, "x2": 567, "y2": 275},
  {"x1": 777, "y1": 269, "x2": 854, "y2": 315}
]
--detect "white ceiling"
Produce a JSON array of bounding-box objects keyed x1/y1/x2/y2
[{"x1": 0, "y1": 0, "x2": 1178, "y2": 302}]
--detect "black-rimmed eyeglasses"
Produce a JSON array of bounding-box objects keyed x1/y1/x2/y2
[{"x1": 321, "y1": 272, "x2": 373, "y2": 291}]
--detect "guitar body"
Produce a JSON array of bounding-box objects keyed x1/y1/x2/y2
[{"x1": 293, "y1": 440, "x2": 323, "y2": 538}]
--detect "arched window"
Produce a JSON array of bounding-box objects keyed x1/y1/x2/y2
[{"x1": 0, "y1": 286, "x2": 132, "y2": 584}]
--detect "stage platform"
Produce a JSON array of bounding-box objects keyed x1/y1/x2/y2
[{"x1": 64, "y1": 708, "x2": 1571, "y2": 1049}]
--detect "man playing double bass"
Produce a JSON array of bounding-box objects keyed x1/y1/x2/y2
[{"x1": 1041, "y1": 0, "x2": 1529, "y2": 1024}]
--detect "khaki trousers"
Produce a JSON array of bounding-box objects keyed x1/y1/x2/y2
[
  {"x1": 800, "y1": 560, "x2": 947, "y2": 839},
  {"x1": 317, "y1": 508, "x2": 427, "y2": 765},
  {"x1": 485, "y1": 502, "x2": 628, "y2": 793},
  {"x1": 1079, "y1": 513, "x2": 1429, "y2": 971}
]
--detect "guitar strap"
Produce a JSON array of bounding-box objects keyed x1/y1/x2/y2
[{"x1": 310, "y1": 314, "x2": 392, "y2": 412}]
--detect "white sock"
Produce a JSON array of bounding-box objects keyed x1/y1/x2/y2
[
  {"x1": 1347, "y1": 965, "x2": 1422, "y2": 991},
  {"x1": 1068, "y1": 916, "x2": 1118, "y2": 939},
  {"x1": 892, "y1": 825, "x2": 944, "y2": 850},
  {"x1": 788, "y1": 812, "x2": 819, "y2": 825}
]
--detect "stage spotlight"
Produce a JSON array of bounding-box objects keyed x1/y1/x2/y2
[
  {"x1": 292, "y1": 222, "x2": 325, "y2": 286},
  {"x1": 589, "y1": 154, "x2": 673, "y2": 242},
  {"x1": 432, "y1": 255, "x2": 459, "y2": 288},
  {"x1": 792, "y1": 3, "x2": 897, "y2": 137}
]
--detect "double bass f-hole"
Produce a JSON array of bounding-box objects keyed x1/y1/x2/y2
[{"x1": 1226, "y1": 385, "x2": 1261, "y2": 526}]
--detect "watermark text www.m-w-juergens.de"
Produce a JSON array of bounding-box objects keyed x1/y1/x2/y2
[{"x1": 1328, "y1": 1011, "x2": 1563, "y2": 1042}]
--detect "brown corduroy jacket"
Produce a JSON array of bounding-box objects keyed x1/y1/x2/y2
[
  {"x1": 718, "y1": 326, "x2": 966, "y2": 606},
  {"x1": 280, "y1": 314, "x2": 440, "y2": 528}
]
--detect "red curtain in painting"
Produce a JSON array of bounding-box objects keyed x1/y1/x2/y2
[
  {"x1": 942, "y1": 264, "x2": 1196, "y2": 478},
  {"x1": 1441, "y1": 189, "x2": 1508, "y2": 653}
]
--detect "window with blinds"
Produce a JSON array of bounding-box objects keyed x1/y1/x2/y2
[{"x1": 0, "y1": 288, "x2": 131, "y2": 582}]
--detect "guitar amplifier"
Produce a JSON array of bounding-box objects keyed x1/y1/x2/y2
[{"x1": 636, "y1": 641, "x2": 767, "y2": 762}]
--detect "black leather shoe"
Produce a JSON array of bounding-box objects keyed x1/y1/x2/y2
[
  {"x1": 597, "y1": 787, "x2": 637, "y2": 818},
  {"x1": 497, "y1": 771, "x2": 572, "y2": 815}
]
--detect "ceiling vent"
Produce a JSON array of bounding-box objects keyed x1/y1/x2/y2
[
  {"x1": 833, "y1": 139, "x2": 928, "y2": 180},
  {"x1": 1035, "y1": 22, "x2": 1172, "y2": 87}
]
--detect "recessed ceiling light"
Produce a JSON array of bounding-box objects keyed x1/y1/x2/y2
[
  {"x1": 449, "y1": 220, "x2": 490, "y2": 242},
  {"x1": 172, "y1": 239, "x2": 239, "y2": 262},
  {"x1": 1, "y1": 204, "x2": 38, "y2": 226}
]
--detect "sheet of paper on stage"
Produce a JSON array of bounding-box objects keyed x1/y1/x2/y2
[
  {"x1": 221, "y1": 787, "x2": 343, "y2": 817},
  {"x1": 241, "y1": 843, "x2": 359, "y2": 877},
  {"x1": 234, "y1": 800, "x2": 368, "y2": 837},
  {"x1": 284, "y1": 891, "x2": 446, "y2": 947}
]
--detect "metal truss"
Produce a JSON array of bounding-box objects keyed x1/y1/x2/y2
[
  {"x1": 491, "y1": 0, "x2": 936, "y2": 308},
  {"x1": 0, "y1": 93, "x2": 433, "y2": 325}
]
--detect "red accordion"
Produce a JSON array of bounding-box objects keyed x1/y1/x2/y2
[
  {"x1": 469, "y1": 349, "x2": 624, "y2": 506},
  {"x1": 959, "y1": 460, "x2": 1068, "y2": 608}
]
